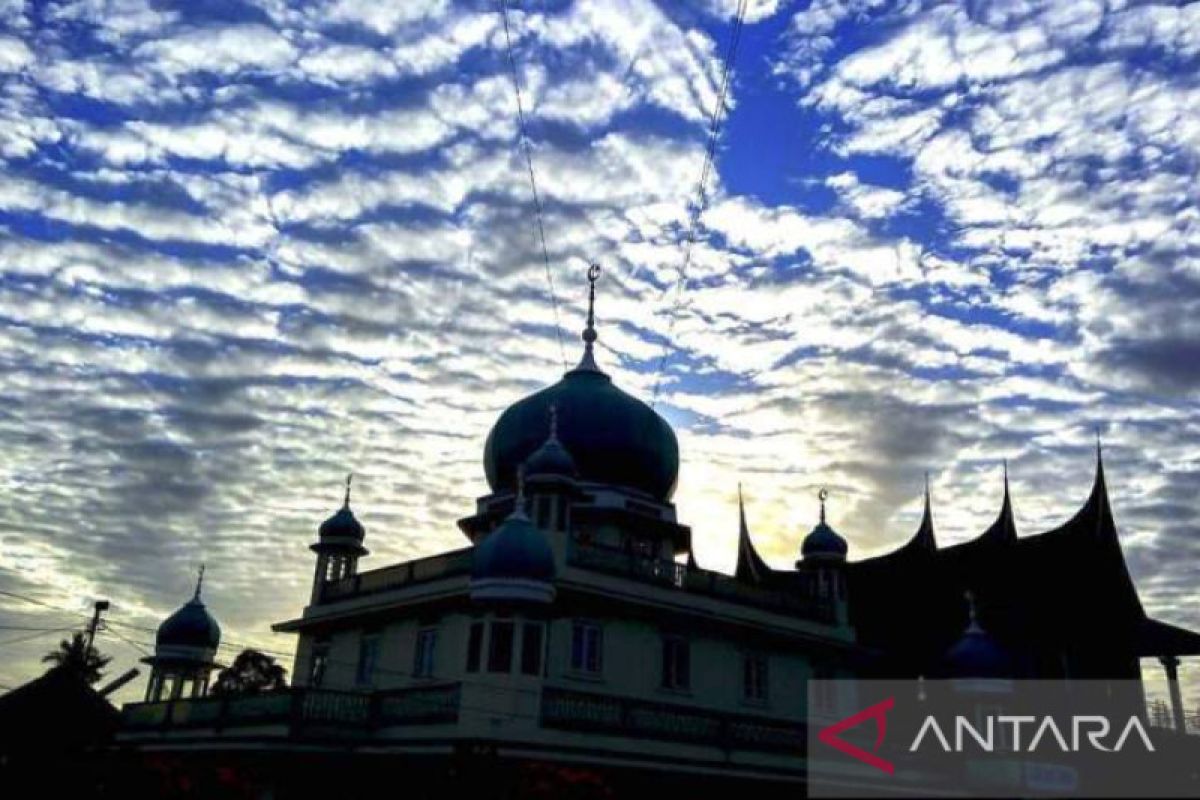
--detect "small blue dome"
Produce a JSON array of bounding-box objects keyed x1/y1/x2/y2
[
  {"x1": 941, "y1": 606, "x2": 1012, "y2": 679},
  {"x1": 472, "y1": 508, "x2": 556, "y2": 584},
  {"x1": 157, "y1": 598, "x2": 221, "y2": 650},
  {"x1": 524, "y1": 435, "x2": 578, "y2": 479},
  {"x1": 802, "y1": 521, "x2": 848, "y2": 560},
  {"x1": 319, "y1": 505, "x2": 364, "y2": 542}
]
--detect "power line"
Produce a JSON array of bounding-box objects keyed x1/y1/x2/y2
[
  {"x1": 102, "y1": 624, "x2": 152, "y2": 658},
  {"x1": 0, "y1": 624, "x2": 79, "y2": 631},
  {"x1": 650, "y1": 0, "x2": 749, "y2": 407},
  {"x1": 499, "y1": 0, "x2": 568, "y2": 370},
  {"x1": 0, "y1": 625, "x2": 78, "y2": 648}
]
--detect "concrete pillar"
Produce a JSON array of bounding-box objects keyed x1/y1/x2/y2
[
  {"x1": 1160, "y1": 655, "x2": 1187, "y2": 733},
  {"x1": 311, "y1": 552, "x2": 330, "y2": 604}
]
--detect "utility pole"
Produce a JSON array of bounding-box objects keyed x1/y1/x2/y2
[{"x1": 85, "y1": 599, "x2": 110, "y2": 661}]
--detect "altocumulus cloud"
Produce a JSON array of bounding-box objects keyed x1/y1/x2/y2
[{"x1": 0, "y1": 0, "x2": 1198, "y2": 706}]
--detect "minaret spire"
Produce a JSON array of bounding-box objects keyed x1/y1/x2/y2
[
  {"x1": 193, "y1": 563, "x2": 205, "y2": 602},
  {"x1": 574, "y1": 263, "x2": 603, "y2": 373},
  {"x1": 343, "y1": 473, "x2": 353, "y2": 508},
  {"x1": 818, "y1": 487, "x2": 828, "y2": 524}
]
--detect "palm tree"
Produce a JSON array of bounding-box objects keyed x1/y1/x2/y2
[{"x1": 42, "y1": 631, "x2": 112, "y2": 685}]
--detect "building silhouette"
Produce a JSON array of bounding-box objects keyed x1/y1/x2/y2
[{"x1": 116, "y1": 271, "x2": 1200, "y2": 796}]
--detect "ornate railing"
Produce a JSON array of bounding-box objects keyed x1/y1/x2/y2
[
  {"x1": 541, "y1": 686, "x2": 807, "y2": 752},
  {"x1": 321, "y1": 548, "x2": 473, "y2": 602},
  {"x1": 566, "y1": 540, "x2": 836, "y2": 623},
  {"x1": 121, "y1": 682, "x2": 461, "y2": 735}
]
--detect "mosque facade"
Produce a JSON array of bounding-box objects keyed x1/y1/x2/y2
[{"x1": 117, "y1": 272, "x2": 1200, "y2": 795}]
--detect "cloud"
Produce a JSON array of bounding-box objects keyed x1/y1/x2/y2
[{"x1": 0, "y1": 0, "x2": 1197, "y2": 709}]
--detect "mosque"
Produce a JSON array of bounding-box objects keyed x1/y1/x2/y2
[{"x1": 119, "y1": 270, "x2": 1200, "y2": 795}]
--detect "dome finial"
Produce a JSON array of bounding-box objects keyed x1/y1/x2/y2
[
  {"x1": 818, "y1": 487, "x2": 828, "y2": 524},
  {"x1": 343, "y1": 473, "x2": 353, "y2": 508},
  {"x1": 194, "y1": 563, "x2": 205, "y2": 602},
  {"x1": 548, "y1": 403, "x2": 559, "y2": 441},
  {"x1": 574, "y1": 263, "x2": 602, "y2": 372}
]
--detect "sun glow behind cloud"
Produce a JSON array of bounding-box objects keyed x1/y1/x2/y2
[{"x1": 0, "y1": 0, "x2": 1198, "y2": 704}]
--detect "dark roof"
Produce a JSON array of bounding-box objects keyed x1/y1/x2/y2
[
  {"x1": 0, "y1": 667, "x2": 119, "y2": 752},
  {"x1": 845, "y1": 451, "x2": 1177, "y2": 676}
]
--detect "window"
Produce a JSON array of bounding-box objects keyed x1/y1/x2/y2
[
  {"x1": 466, "y1": 622, "x2": 484, "y2": 673},
  {"x1": 487, "y1": 620, "x2": 515, "y2": 673},
  {"x1": 661, "y1": 635, "x2": 690, "y2": 691},
  {"x1": 743, "y1": 654, "x2": 768, "y2": 703},
  {"x1": 355, "y1": 632, "x2": 380, "y2": 686},
  {"x1": 310, "y1": 640, "x2": 330, "y2": 687},
  {"x1": 570, "y1": 621, "x2": 603, "y2": 674},
  {"x1": 413, "y1": 628, "x2": 437, "y2": 678},
  {"x1": 521, "y1": 622, "x2": 544, "y2": 676}
]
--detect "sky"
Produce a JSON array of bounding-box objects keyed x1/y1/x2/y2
[{"x1": 0, "y1": 0, "x2": 1198, "y2": 709}]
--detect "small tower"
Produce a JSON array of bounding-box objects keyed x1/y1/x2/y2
[
  {"x1": 311, "y1": 474, "x2": 369, "y2": 604},
  {"x1": 523, "y1": 404, "x2": 579, "y2": 532},
  {"x1": 142, "y1": 567, "x2": 222, "y2": 702},
  {"x1": 798, "y1": 489, "x2": 849, "y2": 622}
]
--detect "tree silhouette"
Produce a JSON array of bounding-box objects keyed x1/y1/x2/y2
[
  {"x1": 42, "y1": 631, "x2": 111, "y2": 685},
  {"x1": 211, "y1": 649, "x2": 288, "y2": 696}
]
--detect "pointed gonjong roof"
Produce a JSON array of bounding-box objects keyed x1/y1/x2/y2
[
  {"x1": 970, "y1": 461, "x2": 1017, "y2": 546},
  {"x1": 845, "y1": 445, "x2": 1200, "y2": 673},
  {"x1": 734, "y1": 484, "x2": 773, "y2": 584}
]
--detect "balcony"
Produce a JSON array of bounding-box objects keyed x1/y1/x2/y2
[
  {"x1": 120, "y1": 682, "x2": 461, "y2": 739},
  {"x1": 566, "y1": 540, "x2": 836, "y2": 624},
  {"x1": 541, "y1": 686, "x2": 807, "y2": 752},
  {"x1": 320, "y1": 548, "x2": 473, "y2": 603}
]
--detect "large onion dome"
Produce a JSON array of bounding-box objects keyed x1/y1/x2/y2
[
  {"x1": 483, "y1": 267, "x2": 679, "y2": 500},
  {"x1": 470, "y1": 498, "x2": 556, "y2": 604},
  {"x1": 801, "y1": 489, "x2": 848, "y2": 561}
]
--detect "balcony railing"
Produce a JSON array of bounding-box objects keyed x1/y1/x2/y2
[
  {"x1": 121, "y1": 683, "x2": 461, "y2": 736},
  {"x1": 566, "y1": 540, "x2": 836, "y2": 623},
  {"x1": 541, "y1": 686, "x2": 807, "y2": 752},
  {"x1": 321, "y1": 548, "x2": 473, "y2": 603}
]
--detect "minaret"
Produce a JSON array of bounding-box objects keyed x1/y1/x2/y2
[
  {"x1": 798, "y1": 488, "x2": 850, "y2": 624},
  {"x1": 142, "y1": 566, "x2": 222, "y2": 701},
  {"x1": 310, "y1": 474, "x2": 369, "y2": 604}
]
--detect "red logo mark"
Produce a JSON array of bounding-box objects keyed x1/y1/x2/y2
[{"x1": 817, "y1": 697, "x2": 895, "y2": 775}]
